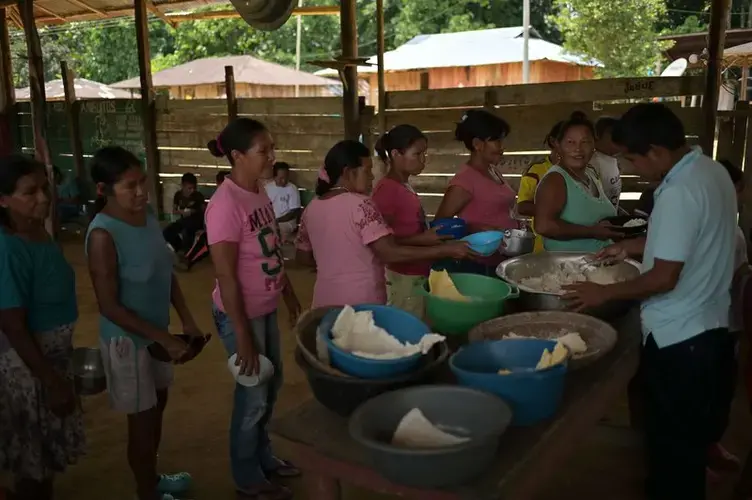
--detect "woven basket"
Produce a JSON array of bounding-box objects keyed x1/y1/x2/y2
[{"x1": 467, "y1": 311, "x2": 618, "y2": 370}]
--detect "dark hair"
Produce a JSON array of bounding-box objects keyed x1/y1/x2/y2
[
  {"x1": 612, "y1": 103, "x2": 686, "y2": 156},
  {"x1": 273, "y1": 162, "x2": 291, "y2": 177},
  {"x1": 454, "y1": 109, "x2": 511, "y2": 152},
  {"x1": 216, "y1": 170, "x2": 230, "y2": 183},
  {"x1": 719, "y1": 159, "x2": 743, "y2": 186},
  {"x1": 544, "y1": 121, "x2": 564, "y2": 149},
  {"x1": 180, "y1": 172, "x2": 198, "y2": 186},
  {"x1": 52, "y1": 165, "x2": 63, "y2": 181},
  {"x1": 595, "y1": 116, "x2": 618, "y2": 140},
  {"x1": 89, "y1": 146, "x2": 142, "y2": 216},
  {"x1": 316, "y1": 140, "x2": 371, "y2": 196},
  {"x1": 0, "y1": 154, "x2": 45, "y2": 228},
  {"x1": 555, "y1": 111, "x2": 595, "y2": 142},
  {"x1": 207, "y1": 118, "x2": 267, "y2": 165},
  {"x1": 374, "y1": 124, "x2": 426, "y2": 162}
]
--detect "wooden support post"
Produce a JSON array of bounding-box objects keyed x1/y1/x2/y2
[
  {"x1": 339, "y1": 0, "x2": 359, "y2": 140},
  {"x1": 742, "y1": 63, "x2": 749, "y2": 102},
  {"x1": 741, "y1": 104, "x2": 752, "y2": 238},
  {"x1": 225, "y1": 65, "x2": 237, "y2": 122},
  {"x1": 702, "y1": 0, "x2": 730, "y2": 154},
  {"x1": 19, "y1": 0, "x2": 56, "y2": 238},
  {"x1": 731, "y1": 101, "x2": 748, "y2": 167},
  {"x1": 376, "y1": 0, "x2": 385, "y2": 134},
  {"x1": 61, "y1": 61, "x2": 85, "y2": 180},
  {"x1": 134, "y1": 0, "x2": 161, "y2": 216},
  {"x1": 0, "y1": 8, "x2": 14, "y2": 156}
]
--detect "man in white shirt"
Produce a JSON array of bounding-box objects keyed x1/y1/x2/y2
[
  {"x1": 264, "y1": 162, "x2": 301, "y2": 243},
  {"x1": 591, "y1": 116, "x2": 622, "y2": 206}
]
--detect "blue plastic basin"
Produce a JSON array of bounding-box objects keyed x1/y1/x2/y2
[
  {"x1": 318, "y1": 305, "x2": 432, "y2": 379},
  {"x1": 461, "y1": 231, "x2": 504, "y2": 256},
  {"x1": 449, "y1": 338, "x2": 567, "y2": 425},
  {"x1": 430, "y1": 218, "x2": 467, "y2": 239}
]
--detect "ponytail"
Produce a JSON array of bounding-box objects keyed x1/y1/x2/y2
[
  {"x1": 374, "y1": 124, "x2": 426, "y2": 164},
  {"x1": 91, "y1": 195, "x2": 107, "y2": 218},
  {"x1": 316, "y1": 140, "x2": 371, "y2": 196}
]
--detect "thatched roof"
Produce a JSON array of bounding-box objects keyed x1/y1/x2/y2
[
  {"x1": 111, "y1": 55, "x2": 340, "y2": 89},
  {"x1": 15, "y1": 78, "x2": 136, "y2": 100}
]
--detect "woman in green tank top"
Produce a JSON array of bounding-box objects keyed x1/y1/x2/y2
[{"x1": 534, "y1": 112, "x2": 621, "y2": 252}]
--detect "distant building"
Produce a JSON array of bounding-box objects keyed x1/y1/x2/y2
[
  {"x1": 15, "y1": 78, "x2": 136, "y2": 101},
  {"x1": 316, "y1": 27, "x2": 599, "y2": 107},
  {"x1": 111, "y1": 55, "x2": 341, "y2": 99}
]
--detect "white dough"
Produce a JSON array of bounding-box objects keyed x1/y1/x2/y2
[
  {"x1": 391, "y1": 408, "x2": 470, "y2": 448},
  {"x1": 622, "y1": 218, "x2": 647, "y2": 228},
  {"x1": 518, "y1": 261, "x2": 625, "y2": 294},
  {"x1": 331, "y1": 305, "x2": 445, "y2": 360}
]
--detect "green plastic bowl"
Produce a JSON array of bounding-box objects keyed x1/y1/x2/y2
[{"x1": 416, "y1": 273, "x2": 519, "y2": 336}]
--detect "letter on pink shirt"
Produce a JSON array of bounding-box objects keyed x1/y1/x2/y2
[{"x1": 206, "y1": 179, "x2": 284, "y2": 319}]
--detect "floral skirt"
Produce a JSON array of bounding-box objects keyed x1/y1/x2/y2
[{"x1": 0, "y1": 324, "x2": 86, "y2": 480}]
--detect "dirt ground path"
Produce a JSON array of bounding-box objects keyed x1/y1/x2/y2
[{"x1": 3, "y1": 238, "x2": 751, "y2": 499}]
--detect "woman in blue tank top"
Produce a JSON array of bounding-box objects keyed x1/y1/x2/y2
[
  {"x1": 85, "y1": 147, "x2": 209, "y2": 500},
  {"x1": 534, "y1": 112, "x2": 621, "y2": 253}
]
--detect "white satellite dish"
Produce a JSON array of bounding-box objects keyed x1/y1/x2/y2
[{"x1": 661, "y1": 58, "x2": 688, "y2": 77}]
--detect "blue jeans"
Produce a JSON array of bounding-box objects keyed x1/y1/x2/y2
[{"x1": 212, "y1": 306, "x2": 283, "y2": 489}]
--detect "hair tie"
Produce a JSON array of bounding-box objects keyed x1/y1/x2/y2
[
  {"x1": 216, "y1": 136, "x2": 224, "y2": 155},
  {"x1": 318, "y1": 166, "x2": 330, "y2": 183},
  {"x1": 95, "y1": 183, "x2": 105, "y2": 197}
]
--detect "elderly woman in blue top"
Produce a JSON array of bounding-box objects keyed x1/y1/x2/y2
[
  {"x1": 0, "y1": 155, "x2": 84, "y2": 500},
  {"x1": 85, "y1": 147, "x2": 208, "y2": 500},
  {"x1": 563, "y1": 104, "x2": 737, "y2": 500}
]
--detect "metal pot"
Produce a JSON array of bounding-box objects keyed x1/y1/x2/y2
[
  {"x1": 495, "y1": 251, "x2": 641, "y2": 319},
  {"x1": 501, "y1": 228, "x2": 535, "y2": 257}
]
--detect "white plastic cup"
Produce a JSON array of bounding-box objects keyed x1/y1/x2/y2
[{"x1": 227, "y1": 353, "x2": 274, "y2": 387}]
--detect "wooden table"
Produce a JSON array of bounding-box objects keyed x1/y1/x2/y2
[{"x1": 270, "y1": 310, "x2": 642, "y2": 500}]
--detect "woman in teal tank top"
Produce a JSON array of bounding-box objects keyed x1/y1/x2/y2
[
  {"x1": 534, "y1": 112, "x2": 621, "y2": 253},
  {"x1": 85, "y1": 147, "x2": 209, "y2": 500},
  {"x1": 0, "y1": 155, "x2": 84, "y2": 500}
]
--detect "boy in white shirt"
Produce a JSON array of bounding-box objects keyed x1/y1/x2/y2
[
  {"x1": 264, "y1": 162, "x2": 301, "y2": 244},
  {"x1": 591, "y1": 116, "x2": 622, "y2": 206}
]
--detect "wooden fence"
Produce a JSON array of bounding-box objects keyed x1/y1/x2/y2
[
  {"x1": 13, "y1": 75, "x2": 719, "y2": 221},
  {"x1": 371, "y1": 76, "x2": 706, "y2": 215},
  {"x1": 157, "y1": 96, "x2": 354, "y2": 192}
]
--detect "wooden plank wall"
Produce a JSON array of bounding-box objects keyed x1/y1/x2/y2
[
  {"x1": 156, "y1": 96, "x2": 345, "y2": 191},
  {"x1": 372, "y1": 76, "x2": 706, "y2": 215}
]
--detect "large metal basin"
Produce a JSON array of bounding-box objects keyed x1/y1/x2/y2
[{"x1": 496, "y1": 251, "x2": 641, "y2": 319}]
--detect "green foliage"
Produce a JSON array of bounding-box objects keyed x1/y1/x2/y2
[{"x1": 550, "y1": 0, "x2": 672, "y2": 77}]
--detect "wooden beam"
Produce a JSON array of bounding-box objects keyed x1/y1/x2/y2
[
  {"x1": 18, "y1": 0, "x2": 56, "y2": 238},
  {"x1": 225, "y1": 65, "x2": 237, "y2": 121},
  {"x1": 67, "y1": 0, "x2": 106, "y2": 17},
  {"x1": 134, "y1": 0, "x2": 161, "y2": 215},
  {"x1": 7, "y1": 6, "x2": 21, "y2": 29},
  {"x1": 61, "y1": 61, "x2": 85, "y2": 180},
  {"x1": 702, "y1": 0, "x2": 731, "y2": 154},
  {"x1": 36, "y1": 5, "x2": 340, "y2": 25},
  {"x1": 339, "y1": 0, "x2": 359, "y2": 140},
  {"x1": 146, "y1": 0, "x2": 176, "y2": 28},
  {"x1": 376, "y1": 0, "x2": 385, "y2": 133},
  {"x1": 0, "y1": 8, "x2": 15, "y2": 156},
  {"x1": 34, "y1": 4, "x2": 65, "y2": 21}
]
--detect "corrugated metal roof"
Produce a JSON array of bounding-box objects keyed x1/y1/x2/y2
[
  {"x1": 111, "y1": 55, "x2": 342, "y2": 89},
  {"x1": 15, "y1": 78, "x2": 137, "y2": 100},
  {"x1": 315, "y1": 26, "x2": 599, "y2": 77}
]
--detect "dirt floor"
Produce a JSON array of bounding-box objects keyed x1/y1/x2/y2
[{"x1": 3, "y1": 236, "x2": 752, "y2": 500}]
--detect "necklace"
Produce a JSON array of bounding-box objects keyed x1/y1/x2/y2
[{"x1": 329, "y1": 186, "x2": 349, "y2": 193}]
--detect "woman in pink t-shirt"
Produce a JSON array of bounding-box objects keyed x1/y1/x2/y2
[
  {"x1": 204, "y1": 118, "x2": 301, "y2": 499},
  {"x1": 295, "y1": 140, "x2": 477, "y2": 309},
  {"x1": 371, "y1": 124, "x2": 450, "y2": 318},
  {"x1": 435, "y1": 109, "x2": 519, "y2": 276}
]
